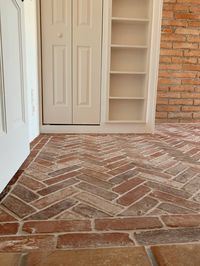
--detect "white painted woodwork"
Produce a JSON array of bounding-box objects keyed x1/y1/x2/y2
[
  {"x1": 109, "y1": 99, "x2": 145, "y2": 121},
  {"x1": 110, "y1": 74, "x2": 146, "y2": 98},
  {"x1": 108, "y1": 0, "x2": 153, "y2": 123},
  {"x1": 112, "y1": 21, "x2": 149, "y2": 46},
  {"x1": 0, "y1": 0, "x2": 29, "y2": 192},
  {"x1": 41, "y1": 0, "x2": 72, "y2": 124},
  {"x1": 38, "y1": 0, "x2": 163, "y2": 133},
  {"x1": 41, "y1": 0, "x2": 103, "y2": 125},
  {"x1": 111, "y1": 48, "x2": 147, "y2": 72},
  {"x1": 72, "y1": 0, "x2": 103, "y2": 124},
  {"x1": 112, "y1": 0, "x2": 150, "y2": 19}
]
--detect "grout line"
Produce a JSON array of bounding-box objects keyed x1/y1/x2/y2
[
  {"x1": 146, "y1": 247, "x2": 159, "y2": 266},
  {"x1": 19, "y1": 253, "x2": 28, "y2": 266}
]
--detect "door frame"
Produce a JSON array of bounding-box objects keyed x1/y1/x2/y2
[{"x1": 36, "y1": 0, "x2": 163, "y2": 134}]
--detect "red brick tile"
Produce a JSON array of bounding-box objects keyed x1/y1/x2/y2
[
  {"x1": 106, "y1": 159, "x2": 130, "y2": 170},
  {"x1": 26, "y1": 247, "x2": 151, "y2": 266},
  {"x1": 0, "y1": 235, "x2": 56, "y2": 252},
  {"x1": 162, "y1": 214, "x2": 200, "y2": 228},
  {"x1": 151, "y1": 190, "x2": 200, "y2": 211},
  {"x1": 44, "y1": 171, "x2": 80, "y2": 185},
  {"x1": 75, "y1": 192, "x2": 123, "y2": 216},
  {"x1": 136, "y1": 168, "x2": 172, "y2": 180},
  {"x1": 0, "y1": 170, "x2": 24, "y2": 201},
  {"x1": 34, "y1": 158, "x2": 55, "y2": 167},
  {"x1": 146, "y1": 181, "x2": 191, "y2": 199},
  {"x1": 72, "y1": 204, "x2": 110, "y2": 218},
  {"x1": 158, "y1": 203, "x2": 195, "y2": 215},
  {"x1": 0, "y1": 208, "x2": 17, "y2": 222},
  {"x1": 120, "y1": 197, "x2": 158, "y2": 216},
  {"x1": 95, "y1": 217, "x2": 162, "y2": 231},
  {"x1": 80, "y1": 168, "x2": 111, "y2": 181},
  {"x1": 165, "y1": 163, "x2": 188, "y2": 175},
  {"x1": 0, "y1": 223, "x2": 19, "y2": 235},
  {"x1": 38, "y1": 178, "x2": 79, "y2": 196},
  {"x1": 22, "y1": 220, "x2": 91, "y2": 234},
  {"x1": 151, "y1": 244, "x2": 200, "y2": 266},
  {"x1": 2, "y1": 196, "x2": 36, "y2": 219},
  {"x1": 26, "y1": 198, "x2": 77, "y2": 220},
  {"x1": 12, "y1": 184, "x2": 39, "y2": 203},
  {"x1": 57, "y1": 233, "x2": 134, "y2": 249},
  {"x1": 77, "y1": 175, "x2": 112, "y2": 189},
  {"x1": 113, "y1": 177, "x2": 144, "y2": 194},
  {"x1": 107, "y1": 163, "x2": 136, "y2": 176},
  {"x1": 48, "y1": 165, "x2": 81, "y2": 177},
  {"x1": 109, "y1": 170, "x2": 139, "y2": 185},
  {"x1": 32, "y1": 187, "x2": 78, "y2": 209},
  {"x1": 134, "y1": 228, "x2": 200, "y2": 246},
  {"x1": 76, "y1": 182, "x2": 117, "y2": 201},
  {"x1": 104, "y1": 155, "x2": 127, "y2": 164},
  {"x1": 117, "y1": 186, "x2": 151, "y2": 206},
  {"x1": 18, "y1": 175, "x2": 46, "y2": 190}
]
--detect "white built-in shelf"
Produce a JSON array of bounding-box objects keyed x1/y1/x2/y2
[
  {"x1": 110, "y1": 71, "x2": 146, "y2": 75},
  {"x1": 109, "y1": 97, "x2": 145, "y2": 100},
  {"x1": 110, "y1": 74, "x2": 145, "y2": 98},
  {"x1": 111, "y1": 44, "x2": 148, "y2": 49},
  {"x1": 112, "y1": 17, "x2": 150, "y2": 23},
  {"x1": 112, "y1": 20, "x2": 148, "y2": 46},
  {"x1": 108, "y1": 0, "x2": 152, "y2": 125}
]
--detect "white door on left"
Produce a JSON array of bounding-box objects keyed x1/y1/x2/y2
[{"x1": 0, "y1": 0, "x2": 29, "y2": 192}]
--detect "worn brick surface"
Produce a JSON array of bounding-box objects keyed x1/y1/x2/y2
[
  {"x1": 22, "y1": 220, "x2": 91, "y2": 234},
  {"x1": 162, "y1": 214, "x2": 200, "y2": 228},
  {"x1": 0, "y1": 208, "x2": 17, "y2": 222},
  {"x1": 0, "y1": 253, "x2": 22, "y2": 266},
  {"x1": 1, "y1": 125, "x2": 200, "y2": 248},
  {"x1": 152, "y1": 244, "x2": 200, "y2": 266},
  {"x1": 0, "y1": 223, "x2": 19, "y2": 235},
  {"x1": 135, "y1": 228, "x2": 200, "y2": 245},
  {"x1": 57, "y1": 233, "x2": 134, "y2": 249},
  {"x1": 0, "y1": 235, "x2": 56, "y2": 252},
  {"x1": 2, "y1": 196, "x2": 36, "y2": 219},
  {"x1": 26, "y1": 247, "x2": 151, "y2": 266},
  {"x1": 95, "y1": 217, "x2": 162, "y2": 231},
  {"x1": 117, "y1": 186, "x2": 151, "y2": 206}
]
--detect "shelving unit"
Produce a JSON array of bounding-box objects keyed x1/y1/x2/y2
[{"x1": 108, "y1": 0, "x2": 152, "y2": 123}]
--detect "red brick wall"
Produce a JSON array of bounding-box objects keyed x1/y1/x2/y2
[{"x1": 156, "y1": 0, "x2": 200, "y2": 122}]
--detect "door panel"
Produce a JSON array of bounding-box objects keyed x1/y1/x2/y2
[
  {"x1": 73, "y1": 0, "x2": 102, "y2": 124},
  {"x1": 41, "y1": 0, "x2": 72, "y2": 124},
  {"x1": 0, "y1": 0, "x2": 29, "y2": 192}
]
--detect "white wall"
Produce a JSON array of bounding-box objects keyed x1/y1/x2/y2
[{"x1": 24, "y1": 0, "x2": 40, "y2": 142}]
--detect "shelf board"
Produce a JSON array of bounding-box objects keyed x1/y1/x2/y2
[
  {"x1": 111, "y1": 44, "x2": 148, "y2": 49},
  {"x1": 107, "y1": 120, "x2": 146, "y2": 124},
  {"x1": 110, "y1": 71, "x2": 146, "y2": 75},
  {"x1": 109, "y1": 97, "x2": 145, "y2": 100},
  {"x1": 112, "y1": 17, "x2": 150, "y2": 23}
]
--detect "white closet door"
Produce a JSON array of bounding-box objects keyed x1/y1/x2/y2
[
  {"x1": 41, "y1": 0, "x2": 72, "y2": 124},
  {"x1": 0, "y1": 0, "x2": 29, "y2": 192},
  {"x1": 73, "y1": 0, "x2": 103, "y2": 124}
]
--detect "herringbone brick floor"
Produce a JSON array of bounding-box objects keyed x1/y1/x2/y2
[{"x1": 1, "y1": 124, "x2": 200, "y2": 251}]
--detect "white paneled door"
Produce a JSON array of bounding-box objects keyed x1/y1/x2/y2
[
  {"x1": 0, "y1": 0, "x2": 29, "y2": 192},
  {"x1": 41, "y1": 0, "x2": 72, "y2": 124},
  {"x1": 41, "y1": 0, "x2": 103, "y2": 125},
  {"x1": 73, "y1": 0, "x2": 102, "y2": 124}
]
